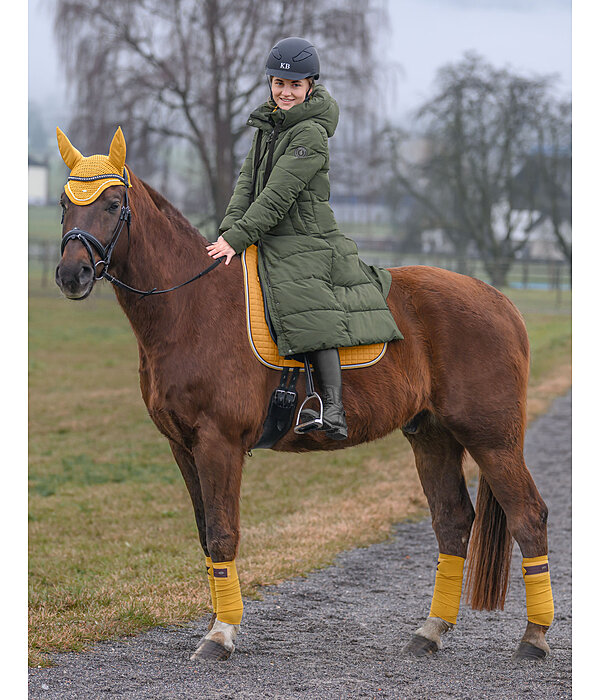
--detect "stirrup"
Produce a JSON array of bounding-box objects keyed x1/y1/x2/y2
[{"x1": 294, "y1": 392, "x2": 323, "y2": 434}]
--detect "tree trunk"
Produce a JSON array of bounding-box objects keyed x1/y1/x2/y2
[
  {"x1": 214, "y1": 118, "x2": 235, "y2": 226},
  {"x1": 451, "y1": 238, "x2": 469, "y2": 275},
  {"x1": 485, "y1": 258, "x2": 511, "y2": 289}
]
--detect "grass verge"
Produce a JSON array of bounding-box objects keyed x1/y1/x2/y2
[{"x1": 28, "y1": 289, "x2": 571, "y2": 666}]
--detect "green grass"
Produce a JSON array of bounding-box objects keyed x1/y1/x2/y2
[
  {"x1": 502, "y1": 287, "x2": 571, "y2": 316},
  {"x1": 522, "y1": 316, "x2": 572, "y2": 384},
  {"x1": 29, "y1": 206, "x2": 62, "y2": 242},
  {"x1": 28, "y1": 287, "x2": 571, "y2": 666}
]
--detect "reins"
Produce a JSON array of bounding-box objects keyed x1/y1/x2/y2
[
  {"x1": 60, "y1": 171, "x2": 225, "y2": 298},
  {"x1": 102, "y1": 257, "x2": 224, "y2": 298}
]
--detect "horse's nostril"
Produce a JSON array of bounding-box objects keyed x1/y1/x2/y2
[{"x1": 79, "y1": 265, "x2": 94, "y2": 283}]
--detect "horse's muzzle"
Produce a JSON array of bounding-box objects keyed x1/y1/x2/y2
[{"x1": 55, "y1": 260, "x2": 95, "y2": 300}]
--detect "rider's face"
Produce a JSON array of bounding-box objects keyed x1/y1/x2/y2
[{"x1": 271, "y1": 77, "x2": 312, "y2": 110}]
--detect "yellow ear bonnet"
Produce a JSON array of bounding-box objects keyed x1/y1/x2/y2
[
  {"x1": 56, "y1": 127, "x2": 132, "y2": 205},
  {"x1": 56, "y1": 127, "x2": 83, "y2": 170},
  {"x1": 108, "y1": 127, "x2": 127, "y2": 173}
]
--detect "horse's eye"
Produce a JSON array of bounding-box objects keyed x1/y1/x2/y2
[{"x1": 108, "y1": 201, "x2": 120, "y2": 212}]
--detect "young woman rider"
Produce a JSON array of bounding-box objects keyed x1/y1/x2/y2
[{"x1": 207, "y1": 37, "x2": 402, "y2": 440}]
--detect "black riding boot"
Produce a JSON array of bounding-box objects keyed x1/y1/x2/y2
[{"x1": 300, "y1": 348, "x2": 348, "y2": 440}]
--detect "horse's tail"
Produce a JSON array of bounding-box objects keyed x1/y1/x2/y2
[{"x1": 464, "y1": 473, "x2": 514, "y2": 610}]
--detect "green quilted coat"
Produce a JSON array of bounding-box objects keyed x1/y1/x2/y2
[{"x1": 220, "y1": 84, "x2": 403, "y2": 356}]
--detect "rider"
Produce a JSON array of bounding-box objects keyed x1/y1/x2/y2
[{"x1": 207, "y1": 37, "x2": 403, "y2": 440}]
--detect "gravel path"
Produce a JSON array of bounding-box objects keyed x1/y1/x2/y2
[{"x1": 29, "y1": 392, "x2": 572, "y2": 699}]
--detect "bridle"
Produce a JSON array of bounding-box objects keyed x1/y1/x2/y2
[
  {"x1": 61, "y1": 172, "x2": 132, "y2": 280},
  {"x1": 60, "y1": 170, "x2": 224, "y2": 298}
]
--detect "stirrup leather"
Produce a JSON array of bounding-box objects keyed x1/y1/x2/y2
[{"x1": 294, "y1": 354, "x2": 323, "y2": 434}]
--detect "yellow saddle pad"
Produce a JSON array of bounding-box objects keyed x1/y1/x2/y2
[{"x1": 241, "y1": 244, "x2": 387, "y2": 370}]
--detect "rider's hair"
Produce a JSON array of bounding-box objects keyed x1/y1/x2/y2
[{"x1": 270, "y1": 75, "x2": 315, "y2": 87}]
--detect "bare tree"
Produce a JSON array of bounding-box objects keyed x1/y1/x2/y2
[
  {"x1": 533, "y1": 98, "x2": 572, "y2": 270},
  {"x1": 55, "y1": 0, "x2": 385, "y2": 227},
  {"x1": 375, "y1": 53, "x2": 568, "y2": 286}
]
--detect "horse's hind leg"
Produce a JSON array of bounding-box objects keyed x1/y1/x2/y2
[
  {"x1": 402, "y1": 414, "x2": 475, "y2": 657},
  {"x1": 465, "y1": 442, "x2": 554, "y2": 660}
]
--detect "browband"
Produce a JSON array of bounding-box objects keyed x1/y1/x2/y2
[{"x1": 67, "y1": 171, "x2": 129, "y2": 186}]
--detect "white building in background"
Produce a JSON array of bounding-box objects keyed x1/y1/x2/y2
[
  {"x1": 526, "y1": 219, "x2": 571, "y2": 260},
  {"x1": 420, "y1": 202, "x2": 569, "y2": 260},
  {"x1": 421, "y1": 228, "x2": 454, "y2": 254},
  {"x1": 492, "y1": 200, "x2": 568, "y2": 260},
  {"x1": 329, "y1": 194, "x2": 389, "y2": 227},
  {"x1": 29, "y1": 158, "x2": 49, "y2": 205}
]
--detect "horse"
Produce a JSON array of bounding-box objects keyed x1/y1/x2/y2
[{"x1": 54, "y1": 127, "x2": 554, "y2": 663}]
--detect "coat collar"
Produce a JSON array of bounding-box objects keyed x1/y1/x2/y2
[{"x1": 246, "y1": 84, "x2": 339, "y2": 137}]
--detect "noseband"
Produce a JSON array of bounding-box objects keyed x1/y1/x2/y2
[{"x1": 60, "y1": 171, "x2": 223, "y2": 298}]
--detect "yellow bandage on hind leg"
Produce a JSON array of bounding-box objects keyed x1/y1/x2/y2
[
  {"x1": 213, "y1": 559, "x2": 244, "y2": 625},
  {"x1": 522, "y1": 555, "x2": 554, "y2": 626},
  {"x1": 429, "y1": 553, "x2": 465, "y2": 625},
  {"x1": 205, "y1": 555, "x2": 217, "y2": 612}
]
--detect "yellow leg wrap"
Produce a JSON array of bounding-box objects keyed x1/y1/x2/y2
[
  {"x1": 213, "y1": 559, "x2": 244, "y2": 625},
  {"x1": 205, "y1": 556, "x2": 217, "y2": 613},
  {"x1": 429, "y1": 553, "x2": 465, "y2": 625},
  {"x1": 522, "y1": 555, "x2": 554, "y2": 626}
]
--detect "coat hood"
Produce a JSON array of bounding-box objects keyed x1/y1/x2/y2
[{"x1": 246, "y1": 84, "x2": 339, "y2": 138}]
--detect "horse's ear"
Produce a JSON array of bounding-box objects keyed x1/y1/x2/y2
[
  {"x1": 56, "y1": 127, "x2": 83, "y2": 170},
  {"x1": 108, "y1": 126, "x2": 126, "y2": 172}
]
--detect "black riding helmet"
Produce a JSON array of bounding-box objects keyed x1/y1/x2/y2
[{"x1": 265, "y1": 37, "x2": 320, "y2": 103}]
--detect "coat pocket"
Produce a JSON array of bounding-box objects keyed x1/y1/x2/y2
[{"x1": 288, "y1": 201, "x2": 309, "y2": 235}]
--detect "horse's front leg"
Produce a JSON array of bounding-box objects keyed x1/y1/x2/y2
[
  {"x1": 189, "y1": 425, "x2": 245, "y2": 662},
  {"x1": 168, "y1": 440, "x2": 218, "y2": 632},
  {"x1": 402, "y1": 416, "x2": 475, "y2": 657}
]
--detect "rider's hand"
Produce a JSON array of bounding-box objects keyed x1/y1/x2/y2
[{"x1": 206, "y1": 235, "x2": 236, "y2": 265}]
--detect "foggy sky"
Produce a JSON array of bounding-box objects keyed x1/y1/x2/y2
[
  {"x1": 384, "y1": 0, "x2": 571, "y2": 117},
  {"x1": 28, "y1": 0, "x2": 571, "y2": 123}
]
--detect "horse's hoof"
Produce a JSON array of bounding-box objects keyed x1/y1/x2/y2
[
  {"x1": 190, "y1": 639, "x2": 232, "y2": 661},
  {"x1": 404, "y1": 634, "x2": 439, "y2": 657},
  {"x1": 513, "y1": 641, "x2": 548, "y2": 661}
]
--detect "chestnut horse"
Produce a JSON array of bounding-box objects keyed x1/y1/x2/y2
[{"x1": 55, "y1": 131, "x2": 553, "y2": 663}]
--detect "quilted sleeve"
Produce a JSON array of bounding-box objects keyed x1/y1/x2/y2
[
  {"x1": 221, "y1": 123, "x2": 327, "y2": 254},
  {"x1": 218, "y1": 133, "x2": 257, "y2": 234}
]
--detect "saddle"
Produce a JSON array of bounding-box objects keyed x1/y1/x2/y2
[
  {"x1": 241, "y1": 244, "x2": 388, "y2": 370},
  {"x1": 242, "y1": 245, "x2": 388, "y2": 449}
]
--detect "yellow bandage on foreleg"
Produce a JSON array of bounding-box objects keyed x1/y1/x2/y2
[
  {"x1": 522, "y1": 555, "x2": 554, "y2": 626},
  {"x1": 429, "y1": 553, "x2": 465, "y2": 625},
  {"x1": 213, "y1": 559, "x2": 244, "y2": 625},
  {"x1": 205, "y1": 555, "x2": 217, "y2": 613}
]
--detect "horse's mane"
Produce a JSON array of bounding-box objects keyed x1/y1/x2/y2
[{"x1": 139, "y1": 177, "x2": 210, "y2": 245}]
